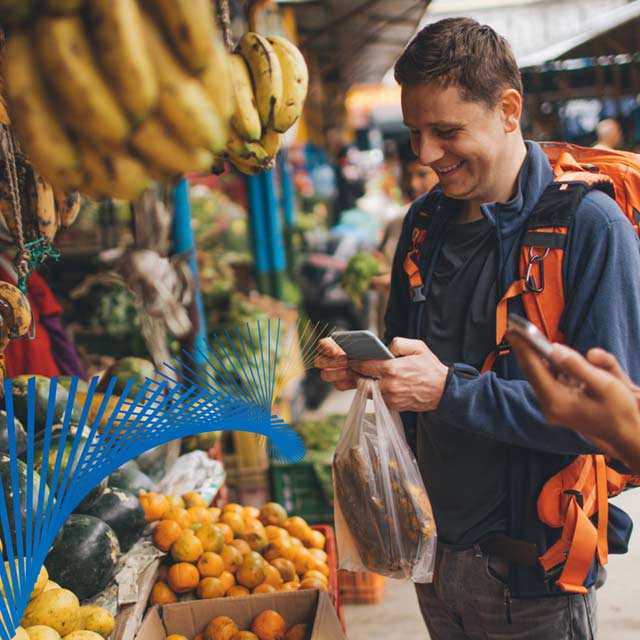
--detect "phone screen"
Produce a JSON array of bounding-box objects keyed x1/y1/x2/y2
[
  {"x1": 331, "y1": 330, "x2": 395, "y2": 360},
  {"x1": 507, "y1": 314, "x2": 554, "y2": 359}
]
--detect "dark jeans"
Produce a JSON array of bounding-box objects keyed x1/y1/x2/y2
[{"x1": 415, "y1": 543, "x2": 597, "y2": 639}]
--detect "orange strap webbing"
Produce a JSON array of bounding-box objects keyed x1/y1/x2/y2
[{"x1": 402, "y1": 227, "x2": 427, "y2": 300}]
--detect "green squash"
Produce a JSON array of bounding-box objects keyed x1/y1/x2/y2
[
  {"x1": 84, "y1": 487, "x2": 146, "y2": 552},
  {"x1": 45, "y1": 514, "x2": 121, "y2": 600},
  {"x1": 0, "y1": 410, "x2": 27, "y2": 456},
  {"x1": 97, "y1": 357, "x2": 156, "y2": 396},
  {"x1": 107, "y1": 459, "x2": 154, "y2": 495}
]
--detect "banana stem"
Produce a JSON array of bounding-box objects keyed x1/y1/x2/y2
[{"x1": 216, "y1": 0, "x2": 234, "y2": 51}]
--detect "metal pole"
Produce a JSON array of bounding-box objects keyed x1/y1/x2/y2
[
  {"x1": 278, "y1": 150, "x2": 296, "y2": 278},
  {"x1": 246, "y1": 174, "x2": 272, "y2": 295},
  {"x1": 260, "y1": 169, "x2": 286, "y2": 300}
]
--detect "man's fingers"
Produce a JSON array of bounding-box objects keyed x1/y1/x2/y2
[
  {"x1": 389, "y1": 337, "x2": 428, "y2": 357},
  {"x1": 550, "y1": 344, "x2": 613, "y2": 394},
  {"x1": 348, "y1": 359, "x2": 390, "y2": 378},
  {"x1": 316, "y1": 337, "x2": 346, "y2": 357},
  {"x1": 586, "y1": 348, "x2": 633, "y2": 385},
  {"x1": 508, "y1": 333, "x2": 559, "y2": 401},
  {"x1": 314, "y1": 353, "x2": 348, "y2": 369},
  {"x1": 320, "y1": 367, "x2": 352, "y2": 383}
]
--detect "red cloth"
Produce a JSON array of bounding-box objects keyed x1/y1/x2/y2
[{"x1": 0, "y1": 266, "x2": 62, "y2": 378}]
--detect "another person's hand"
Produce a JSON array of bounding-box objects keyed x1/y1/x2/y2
[
  {"x1": 348, "y1": 337, "x2": 449, "y2": 412},
  {"x1": 369, "y1": 272, "x2": 391, "y2": 293},
  {"x1": 314, "y1": 337, "x2": 358, "y2": 391},
  {"x1": 508, "y1": 331, "x2": 640, "y2": 470}
]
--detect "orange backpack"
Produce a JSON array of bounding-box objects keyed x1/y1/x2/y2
[{"x1": 485, "y1": 142, "x2": 640, "y2": 594}]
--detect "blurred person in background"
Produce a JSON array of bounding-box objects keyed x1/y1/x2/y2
[{"x1": 594, "y1": 118, "x2": 623, "y2": 150}]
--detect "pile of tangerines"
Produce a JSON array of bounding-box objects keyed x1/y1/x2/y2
[{"x1": 138, "y1": 492, "x2": 330, "y2": 605}]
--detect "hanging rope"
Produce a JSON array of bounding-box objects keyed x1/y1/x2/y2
[{"x1": 216, "y1": 0, "x2": 234, "y2": 51}]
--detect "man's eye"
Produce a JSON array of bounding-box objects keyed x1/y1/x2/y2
[{"x1": 435, "y1": 128, "x2": 458, "y2": 138}]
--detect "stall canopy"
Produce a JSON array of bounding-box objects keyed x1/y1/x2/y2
[{"x1": 289, "y1": 0, "x2": 431, "y2": 87}]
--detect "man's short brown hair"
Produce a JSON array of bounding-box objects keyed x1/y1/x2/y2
[{"x1": 394, "y1": 17, "x2": 523, "y2": 108}]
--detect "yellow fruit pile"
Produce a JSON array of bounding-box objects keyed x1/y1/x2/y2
[
  {"x1": 168, "y1": 609, "x2": 309, "y2": 640},
  {"x1": 143, "y1": 494, "x2": 329, "y2": 605},
  {"x1": 1, "y1": 2, "x2": 309, "y2": 201},
  {"x1": 10, "y1": 562, "x2": 115, "y2": 640}
]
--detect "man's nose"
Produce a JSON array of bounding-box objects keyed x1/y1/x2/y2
[{"x1": 417, "y1": 139, "x2": 444, "y2": 166}]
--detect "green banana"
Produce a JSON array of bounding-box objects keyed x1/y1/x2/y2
[
  {"x1": 4, "y1": 31, "x2": 83, "y2": 191},
  {"x1": 87, "y1": 0, "x2": 158, "y2": 123},
  {"x1": 267, "y1": 36, "x2": 309, "y2": 133},
  {"x1": 35, "y1": 15, "x2": 130, "y2": 145},
  {"x1": 236, "y1": 32, "x2": 283, "y2": 129}
]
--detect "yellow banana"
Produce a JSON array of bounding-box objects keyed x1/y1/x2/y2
[
  {"x1": 225, "y1": 53, "x2": 262, "y2": 142},
  {"x1": 228, "y1": 155, "x2": 265, "y2": 176},
  {"x1": 211, "y1": 156, "x2": 226, "y2": 175},
  {"x1": 4, "y1": 31, "x2": 82, "y2": 191},
  {"x1": 267, "y1": 36, "x2": 309, "y2": 133},
  {"x1": 86, "y1": 0, "x2": 158, "y2": 123},
  {"x1": 79, "y1": 143, "x2": 152, "y2": 201},
  {"x1": 224, "y1": 126, "x2": 269, "y2": 162},
  {"x1": 198, "y1": 37, "x2": 235, "y2": 125},
  {"x1": 131, "y1": 117, "x2": 214, "y2": 174},
  {"x1": 0, "y1": 281, "x2": 32, "y2": 339},
  {"x1": 54, "y1": 190, "x2": 81, "y2": 229},
  {"x1": 32, "y1": 170, "x2": 58, "y2": 243},
  {"x1": 35, "y1": 16, "x2": 130, "y2": 145},
  {"x1": 0, "y1": 78, "x2": 10, "y2": 126},
  {"x1": 260, "y1": 127, "x2": 283, "y2": 158},
  {"x1": 147, "y1": 0, "x2": 217, "y2": 72},
  {"x1": 140, "y1": 11, "x2": 228, "y2": 153},
  {"x1": 0, "y1": 180, "x2": 17, "y2": 242},
  {"x1": 236, "y1": 32, "x2": 283, "y2": 129}
]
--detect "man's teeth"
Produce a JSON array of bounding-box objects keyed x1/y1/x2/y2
[{"x1": 436, "y1": 161, "x2": 462, "y2": 174}]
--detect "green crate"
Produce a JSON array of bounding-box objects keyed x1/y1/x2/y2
[{"x1": 270, "y1": 461, "x2": 334, "y2": 525}]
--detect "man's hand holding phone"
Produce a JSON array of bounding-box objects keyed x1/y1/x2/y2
[{"x1": 314, "y1": 337, "x2": 358, "y2": 391}]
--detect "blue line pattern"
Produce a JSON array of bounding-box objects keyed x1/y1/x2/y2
[{"x1": 0, "y1": 319, "x2": 305, "y2": 639}]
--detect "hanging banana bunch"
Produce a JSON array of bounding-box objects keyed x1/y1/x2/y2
[
  {"x1": 0, "y1": 281, "x2": 32, "y2": 381},
  {"x1": 0, "y1": 0, "x2": 310, "y2": 196}
]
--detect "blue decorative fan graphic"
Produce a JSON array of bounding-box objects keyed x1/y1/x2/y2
[{"x1": 0, "y1": 318, "x2": 329, "y2": 640}]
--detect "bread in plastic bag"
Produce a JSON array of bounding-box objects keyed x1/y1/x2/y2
[{"x1": 333, "y1": 378, "x2": 436, "y2": 582}]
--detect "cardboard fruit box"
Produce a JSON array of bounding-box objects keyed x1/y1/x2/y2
[{"x1": 135, "y1": 590, "x2": 346, "y2": 640}]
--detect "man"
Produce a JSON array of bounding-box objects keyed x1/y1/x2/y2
[
  {"x1": 509, "y1": 333, "x2": 640, "y2": 474},
  {"x1": 316, "y1": 17, "x2": 640, "y2": 638},
  {"x1": 594, "y1": 118, "x2": 623, "y2": 150}
]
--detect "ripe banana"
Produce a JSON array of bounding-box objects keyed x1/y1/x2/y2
[
  {"x1": 260, "y1": 127, "x2": 283, "y2": 158},
  {"x1": 0, "y1": 281, "x2": 32, "y2": 339},
  {"x1": 32, "y1": 170, "x2": 58, "y2": 243},
  {"x1": 198, "y1": 37, "x2": 235, "y2": 125},
  {"x1": 267, "y1": 36, "x2": 309, "y2": 133},
  {"x1": 86, "y1": 0, "x2": 158, "y2": 123},
  {"x1": 4, "y1": 31, "x2": 82, "y2": 191},
  {"x1": 228, "y1": 155, "x2": 265, "y2": 176},
  {"x1": 79, "y1": 143, "x2": 152, "y2": 201},
  {"x1": 211, "y1": 156, "x2": 226, "y2": 175},
  {"x1": 226, "y1": 53, "x2": 262, "y2": 142},
  {"x1": 54, "y1": 190, "x2": 81, "y2": 229},
  {"x1": 35, "y1": 16, "x2": 130, "y2": 145},
  {"x1": 147, "y1": 0, "x2": 217, "y2": 72},
  {"x1": 236, "y1": 33, "x2": 283, "y2": 129},
  {"x1": 131, "y1": 117, "x2": 214, "y2": 174},
  {"x1": 140, "y1": 11, "x2": 228, "y2": 153},
  {"x1": 224, "y1": 127, "x2": 269, "y2": 162}
]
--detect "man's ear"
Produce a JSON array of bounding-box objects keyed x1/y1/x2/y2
[{"x1": 499, "y1": 89, "x2": 522, "y2": 133}]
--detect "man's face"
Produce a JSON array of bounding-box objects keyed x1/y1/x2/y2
[{"x1": 401, "y1": 82, "x2": 513, "y2": 206}]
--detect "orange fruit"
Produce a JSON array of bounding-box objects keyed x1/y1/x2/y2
[
  {"x1": 221, "y1": 512, "x2": 244, "y2": 537},
  {"x1": 139, "y1": 492, "x2": 170, "y2": 522},
  {"x1": 188, "y1": 506, "x2": 214, "y2": 526},
  {"x1": 219, "y1": 570, "x2": 236, "y2": 593},
  {"x1": 284, "y1": 625, "x2": 308, "y2": 640},
  {"x1": 215, "y1": 523, "x2": 234, "y2": 544},
  {"x1": 252, "y1": 583, "x2": 276, "y2": 595},
  {"x1": 167, "y1": 562, "x2": 200, "y2": 593},
  {"x1": 289, "y1": 537, "x2": 303, "y2": 549},
  {"x1": 166, "y1": 635, "x2": 189, "y2": 640},
  {"x1": 150, "y1": 581, "x2": 177, "y2": 605},
  {"x1": 284, "y1": 517, "x2": 311, "y2": 542},
  {"x1": 308, "y1": 549, "x2": 327, "y2": 564},
  {"x1": 251, "y1": 610, "x2": 286, "y2": 640},
  {"x1": 240, "y1": 519, "x2": 268, "y2": 552},
  {"x1": 153, "y1": 519, "x2": 183, "y2": 552},
  {"x1": 302, "y1": 570, "x2": 328, "y2": 585},
  {"x1": 165, "y1": 507, "x2": 192, "y2": 530},
  {"x1": 221, "y1": 545, "x2": 243, "y2": 573},
  {"x1": 306, "y1": 530, "x2": 326, "y2": 550},
  {"x1": 197, "y1": 552, "x2": 225, "y2": 578},
  {"x1": 270, "y1": 558, "x2": 296, "y2": 583},
  {"x1": 226, "y1": 585, "x2": 250, "y2": 597},
  {"x1": 265, "y1": 526, "x2": 288, "y2": 542},
  {"x1": 196, "y1": 523, "x2": 225, "y2": 554},
  {"x1": 278, "y1": 581, "x2": 299, "y2": 592},
  {"x1": 182, "y1": 491, "x2": 207, "y2": 509},
  {"x1": 166, "y1": 495, "x2": 186, "y2": 509},
  {"x1": 208, "y1": 507, "x2": 222, "y2": 522},
  {"x1": 197, "y1": 577, "x2": 226, "y2": 599},
  {"x1": 264, "y1": 538, "x2": 295, "y2": 562},
  {"x1": 299, "y1": 577, "x2": 327, "y2": 591},
  {"x1": 242, "y1": 506, "x2": 260, "y2": 520},
  {"x1": 236, "y1": 558, "x2": 266, "y2": 589},
  {"x1": 171, "y1": 532, "x2": 204, "y2": 563},
  {"x1": 157, "y1": 564, "x2": 169, "y2": 581},
  {"x1": 229, "y1": 539, "x2": 251, "y2": 556},
  {"x1": 259, "y1": 503, "x2": 288, "y2": 527},
  {"x1": 204, "y1": 615, "x2": 238, "y2": 640},
  {"x1": 292, "y1": 548, "x2": 315, "y2": 576},
  {"x1": 231, "y1": 634, "x2": 259, "y2": 640},
  {"x1": 311, "y1": 561, "x2": 329, "y2": 577},
  {"x1": 263, "y1": 564, "x2": 283, "y2": 588}
]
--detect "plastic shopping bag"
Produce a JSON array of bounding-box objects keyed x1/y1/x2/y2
[{"x1": 333, "y1": 378, "x2": 436, "y2": 582}]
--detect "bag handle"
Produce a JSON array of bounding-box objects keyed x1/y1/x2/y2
[{"x1": 553, "y1": 151, "x2": 587, "y2": 177}]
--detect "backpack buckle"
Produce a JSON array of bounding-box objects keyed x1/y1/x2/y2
[
  {"x1": 525, "y1": 247, "x2": 551, "y2": 293},
  {"x1": 411, "y1": 286, "x2": 426, "y2": 302},
  {"x1": 495, "y1": 337, "x2": 511, "y2": 357}
]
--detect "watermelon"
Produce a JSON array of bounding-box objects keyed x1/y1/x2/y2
[
  {"x1": 97, "y1": 357, "x2": 156, "y2": 396},
  {"x1": 11, "y1": 376, "x2": 81, "y2": 432},
  {"x1": 84, "y1": 487, "x2": 146, "y2": 552},
  {"x1": 33, "y1": 433, "x2": 107, "y2": 512},
  {"x1": 0, "y1": 454, "x2": 48, "y2": 545},
  {"x1": 107, "y1": 460, "x2": 154, "y2": 494},
  {"x1": 0, "y1": 410, "x2": 27, "y2": 456},
  {"x1": 57, "y1": 376, "x2": 90, "y2": 394},
  {"x1": 45, "y1": 514, "x2": 120, "y2": 600}
]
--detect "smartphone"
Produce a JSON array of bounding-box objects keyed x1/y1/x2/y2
[
  {"x1": 331, "y1": 330, "x2": 395, "y2": 360},
  {"x1": 507, "y1": 314, "x2": 554, "y2": 359}
]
